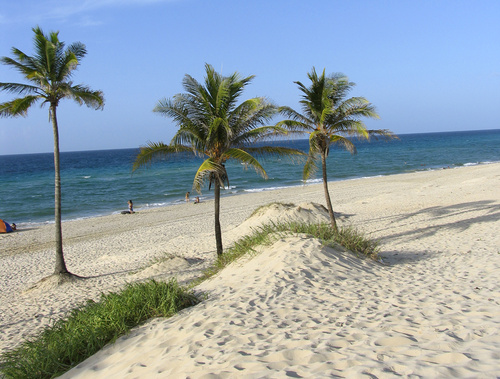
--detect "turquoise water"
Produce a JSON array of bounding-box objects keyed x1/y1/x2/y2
[{"x1": 1, "y1": 129, "x2": 499, "y2": 227}]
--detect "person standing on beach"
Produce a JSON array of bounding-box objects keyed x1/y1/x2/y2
[
  {"x1": 128, "y1": 200, "x2": 134, "y2": 213},
  {"x1": 185, "y1": 192, "x2": 190, "y2": 202}
]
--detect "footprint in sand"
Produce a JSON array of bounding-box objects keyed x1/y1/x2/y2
[{"x1": 374, "y1": 336, "x2": 417, "y2": 347}]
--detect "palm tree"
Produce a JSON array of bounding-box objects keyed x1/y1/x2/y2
[
  {"x1": 0, "y1": 27, "x2": 104, "y2": 277},
  {"x1": 134, "y1": 63, "x2": 303, "y2": 257},
  {"x1": 278, "y1": 67, "x2": 396, "y2": 231}
]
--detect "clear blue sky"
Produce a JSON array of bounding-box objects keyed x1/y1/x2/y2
[{"x1": 1, "y1": 0, "x2": 499, "y2": 155}]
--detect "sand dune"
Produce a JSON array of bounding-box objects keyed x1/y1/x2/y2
[{"x1": 1, "y1": 163, "x2": 500, "y2": 377}]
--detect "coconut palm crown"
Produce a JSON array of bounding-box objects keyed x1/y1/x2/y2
[
  {"x1": 278, "y1": 67, "x2": 396, "y2": 231},
  {"x1": 134, "y1": 63, "x2": 304, "y2": 256},
  {"x1": 0, "y1": 26, "x2": 104, "y2": 276}
]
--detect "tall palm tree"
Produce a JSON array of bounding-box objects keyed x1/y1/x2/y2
[
  {"x1": 0, "y1": 27, "x2": 104, "y2": 276},
  {"x1": 278, "y1": 67, "x2": 396, "y2": 231},
  {"x1": 134, "y1": 63, "x2": 303, "y2": 257}
]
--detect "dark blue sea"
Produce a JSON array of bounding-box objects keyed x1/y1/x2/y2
[{"x1": 1, "y1": 129, "x2": 499, "y2": 227}]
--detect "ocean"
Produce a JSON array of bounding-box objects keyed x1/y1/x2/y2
[{"x1": 1, "y1": 129, "x2": 499, "y2": 228}]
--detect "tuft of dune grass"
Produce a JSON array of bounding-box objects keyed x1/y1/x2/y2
[
  {"x1": 0, "y1": 279, "x2": 198, "y2": 379},
  {"x1": 190, "y1": 220, "x2": 379, "y2": 288}
]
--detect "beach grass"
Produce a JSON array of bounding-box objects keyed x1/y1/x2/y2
[
  {"x1": 0, "y1": 279, "x2": 199, "y2": 379},
  {"x1": 190, "y1": 220, "x2": 379, "y2": 288},
  {"x1": 282, "y1": 222, "x2": 381, "y2": 260}
]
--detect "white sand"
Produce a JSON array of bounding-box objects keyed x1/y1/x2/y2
[{"x1": 1, "y1": 163, "x2": 500, "y2": 378}]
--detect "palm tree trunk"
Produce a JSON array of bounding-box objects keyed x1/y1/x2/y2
[
  {"x1": 51, "y1": 105, "x2": 69, "y2": 275},
  {"x1": 321, "y1": 150, "x2": 338, "y2": 232},
  {"x1": 214, "y1": 182, "x2": 223, "y2": 257}
]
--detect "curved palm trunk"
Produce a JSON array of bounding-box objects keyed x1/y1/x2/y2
[
  {"x1": 214, "y1": 183, "x2": 223, "y2": 257},
  {"x1": 321, "y1": 150, "x2": 338, "y2": 232},
  {"x1": 51, "y1": 105, "x2": 69, "y2": 275}
]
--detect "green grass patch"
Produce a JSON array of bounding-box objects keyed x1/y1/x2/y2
[
  {"x1": 190, "y1": 220, "x2": 379, "y2": 288},
  {"x1": 273, "y1": 221, "x2": 380, "y2": 260},
  {"x1": 0, "y1": 279, "x2": 199, "y2": 379}
]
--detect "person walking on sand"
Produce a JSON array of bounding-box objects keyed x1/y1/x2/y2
[{"x1": 185, "y1": 192, "x2": 190, "y2": 202}]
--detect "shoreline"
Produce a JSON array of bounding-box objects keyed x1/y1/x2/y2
[
  {"x1": 1, "y1": 163, "x2": 500, "y2": 376},
  {"x1": 12, "y1": 160, "x2": 499, "y2": 230}
]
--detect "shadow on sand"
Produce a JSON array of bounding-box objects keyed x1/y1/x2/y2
[{"x1": 374, "y1": 200, "x2": 500, "y2": 264}]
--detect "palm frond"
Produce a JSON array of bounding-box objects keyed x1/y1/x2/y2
[
  {"x1": 338, "y1": 97, "x2": 380, "y2": 120},
  {"x1": 277, "y1": 106, "x2": 312, "y2": 125},
  {"x1": 225, "y1": 148, "x2": 267, "y2": 179},
  {"x1": 133, "y1": 142, "x2": 188, "y2": 172},
  {"x1": 56, "y1": 51, "x2": 79, "y2": 82},
  {"x1": 243, "y1": 146, "x2": 306, "y2": 165},
  {"x1": 319, "y1": 106, "x2": 334, "y2": 126},
  {"x1": 230, "y1": 98, "x2": 277, "y2": 136},
  {"x1": 0, "y1": 96, "x2": 40, "y2": 117},
  {"x1": 32, "y1": 27, "x2": 56, "y2": 79},
  {"x1": 0, "y1": 56, "x2": 38, "y2": 80},
  {"x1": 215, "y1": 77, "x2": 231, "y2": 116},
  {"x1": 302, "y1": 153, "x2": 320, "y2": 181},
  {"x1": 206, "y1": 116, "x2": 230, "y2": 152},
  {"x1": 67, "y1": 41, "x2": 87, "y2": 61},
  {"x1": 0, "y1": 82, "x2": 40, "y2": 96},
  {"x1": 171, "y1": 125, "x2": 206, "y2": 156},
  {"x1": 308, "y1": 130, "x2": 324, "y2": 155},
  {"x1": 330, "y1": 135, "x2": 356, "y2": 154},
  {"x1": 193, "y1": 158, "x2": 227, "y2": 192},
  {"x1": 232, "y1": 124, "x2": 289, "y2": 145},
  {"x1": 154, "y1": 97, "x2": 192, "y2": 126},
  {"x1": 367, "y1": 129, "x2": 399, "y2": 141},
  {"x1": 326, "y1": 73, "x2": 354, "y2": 105},
  {"x1": 65, "y1": 84, "x2": 104, "y2": 109},
  {"x1": 332, "y1": 120, "x2": 370, "y2": 139},
  {"x1": 226, "y1": 74, "x2": 254, "y2": 111},
  {"x1": 274, "y1": 119, "x2": 311, "y2": 134}
]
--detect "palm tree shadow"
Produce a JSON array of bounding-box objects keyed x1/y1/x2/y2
[
  {"x1": 396, "y1": 200, "x2": 498, "y2": 224},
  {"x1": 84, "y1": 257, "x2": 208, "y2": 280},
  {"x1": 337, "y1": 212, "x2": 356, "y2": 221},
  {"x1": 376, "y1": 200, "x2": 500, "y2": 264},
  {"x1": 380, "y1": 250, "x2": 437, "y2": 265},
  {"x1": 11, "y1": 228, "x2": 38, "y2": 233},
  {"x1": 388, "y1": 200, "x2": 499, "y2": 237},
  {"x1": 83, "y1": 269, "x2": 138, "y2": 279}
]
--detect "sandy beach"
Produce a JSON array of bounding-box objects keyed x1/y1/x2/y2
[{"x1": 1, "y1": 163, "x2": 499, "y2": 378}]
